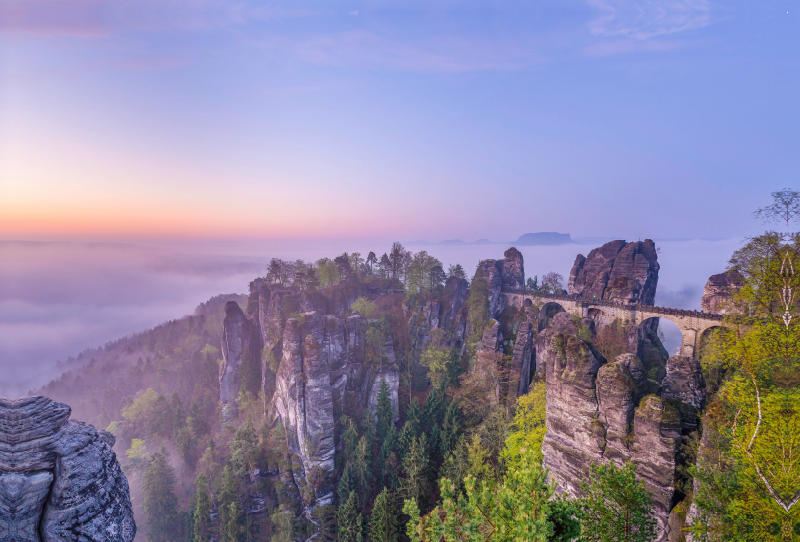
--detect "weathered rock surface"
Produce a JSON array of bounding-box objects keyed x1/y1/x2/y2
[
  {"x1": 596, "y1": 353, "x2": 647, "y2": 462},
  {"x1": 510, "y1": 321, "x2": 534, "y2": 397},
  {"x1": 700, "y1": 270, "x2": 743, "y2": 314},
  {"x1": 220, "y1": 301, "x2": 258, "y2": 420},
  {"x1": 272, "y1": 311, "x2": 399, "y2": 516},
  {"x1": 540, "y1": 325, "x2": 700, "y2": 541},
  {"x1": 500, "y1": 247, "x2": 525, "y2": 291},
  {"x1": 569, "y1": 239, "x2": 660, "y2": 305},
  {"x1": 0, "y1": 396, "x2": 136, "y2": 542},
  {"x1": 631, "y1": 395, "x2": 682, "y2": 538},
  {"x1": 477, "y1": 246, "x2": 526, "y2": 317},
  {"x1": 661, "y1": 355, "x2": 705, "y2": 435}
]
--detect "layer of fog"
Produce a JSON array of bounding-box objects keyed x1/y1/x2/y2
[{"x1": 0, "y1": 237, "x2": 743, "y2": 398}]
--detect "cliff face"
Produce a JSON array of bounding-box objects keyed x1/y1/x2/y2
[
  {"x1": 220, "y1": 301, "x2": 259, "y2": 420},
  {"x1": 700, "y1": 270, "x2": 743, "y2": 314},
  {"x1": 539, "y1": 322, "x2": 705, "y2": 541},
  {"x1": 0, "y1": 396, "x2": 136, "y2": 542},
  {"x1": 569, "y1": 239, "x2": 660, "y2": 305}
]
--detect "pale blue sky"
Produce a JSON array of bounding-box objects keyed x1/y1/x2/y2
[{"x1": 1, "y1": 0, "x2": 798, "y2": 241}]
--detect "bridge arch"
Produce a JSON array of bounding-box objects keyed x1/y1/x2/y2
[
  {"x1": 539, "y1": 302, "x2": 566, "y2": 332},
  {"x1": 637, "y1": 316, "x2": 682, "y2": 358}
]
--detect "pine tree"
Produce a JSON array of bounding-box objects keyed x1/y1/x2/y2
[
  {"x1": 193, "y1": 474, "x2": 211, "y2": 542},
  {"x1": 217, "y1": 466, "x2": 239, "y2": 542},
  {"x1": 336, "y1": 492, "x2": 363, "y2": 542},
  {"x1": 375, "y1": 380, "x2": 393, "y2": 442},
  {"x1": 369, "y1": 488, "x2": 398, "y2": 542},
  {"x1": 578, "y1": 461, "x2": 657, "y2": 542},
  {"x1": 143, "y1": 447, "x2": 181, "y2": 542}
]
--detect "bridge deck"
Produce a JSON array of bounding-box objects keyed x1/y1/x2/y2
[{"x1": 506, "y1": 289, "x2": 724, "y2": 322}]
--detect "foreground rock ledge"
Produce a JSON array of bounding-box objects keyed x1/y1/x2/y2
[{"x1": 0, "y1": 396, "x2": 136, "y2": 542}]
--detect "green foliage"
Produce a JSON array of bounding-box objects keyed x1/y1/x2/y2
[
  {"x1": 370, "y1": 488, "x2": 399, "y2": 542},
  {"x1": 126, "y1": 438, "x2": 149, "y2": 467},
  {"x1": 447, "y1": 264, "x2": 467, "y2": 282},
  {"x1": 420, "y1": 344, "x2": 452, "y2": 390},
  {"x1": 502, "y1": 381, "x2": 547, "y2": 469},
  {"x1": 336, "y1": 492, "x2": 364, "y2": 542},
  {"x1": 403, "y1": 447, "x2": 553, "y2": 542},
  {"x1": 193, "y1": 474, "x2": 211, "y2": 542},
  {"x1": 577, "y1": 461, "x2": 657, "y2": 542},
  {"x1": 143, "y1": 447, "x2": 182, "y2": 542},
  {"x1": 231, "y1": 416, "x2": 259, "y2": 477},
  {"x1": 401, "y1": 434, "x2": 430, "y2": 508},
  {"x1": 351, "y1": 297, "x2": 378, "y2": 318},
  {"x1": 375, "y1": 380, "x2": 394, "y2": 442}
]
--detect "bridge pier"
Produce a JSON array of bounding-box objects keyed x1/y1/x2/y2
[{"x1": 679, "y1": 329, "x2": 698, "y2": 357}]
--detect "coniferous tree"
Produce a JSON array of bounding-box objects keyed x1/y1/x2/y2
[
  {"x1": 578, "y1": 461, "x2": 656, "y2": 542},
  {"x1": 336, "y1": 492, "x2": 364, "y2": 542},
  {"x1": 375, "y1": 380, "x2": 393, "y2": 442},
  {"x1": 439, "y1": 402, "x2": 460, "y2": 458},
  {"x1": 339, "y1": 463, "x2": 356, "y2": 504},
  {"x1": 143, "y1": 447, "x2": 181, "y2": 542},
  {"x1": 352, "y1": 436, "x2": 373, "y2": 495},
  {"x1": 225, "y1": 500, "x2": 242, "y2": 542},
  {"x1": 369, "y1": 488, "x2": 398, "y2": 542},
  {"x1": 400, "y1": 434, "x2": 430, "y2": 509},
  {"x1": 193, "y1": 474, "x2": 211, "y2": 542}
]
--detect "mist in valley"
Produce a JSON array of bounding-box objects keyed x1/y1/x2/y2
[{"x1": 0, "y1": 236, "x2": 742, "y2": 398}]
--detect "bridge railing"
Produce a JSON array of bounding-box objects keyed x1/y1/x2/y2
[{"x1": 508, "y1": 288, "x2": 724, "y2": 321}]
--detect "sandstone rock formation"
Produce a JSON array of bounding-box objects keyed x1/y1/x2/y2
[
  {"x1": 700, "y1": 270, "x2": 743, "y2": 314},
  {"x1": 540, "y1": 324, "x2": 705, "y2": 541},
  {"x1": 478, "y1": 246, "x2": 526, "y2": 317},
  {"x1": 220, "y1": 301, "x2": 258, "y2": 420},
  {"x1": 569, "y1": 239, "x2": 660, "y2": 305},
  {"x1": 272, "y1": 311, "x2": 400, "y2": 516},
  {"x1": 0, "y1": 396, "x2": 136, "y2": 542}
]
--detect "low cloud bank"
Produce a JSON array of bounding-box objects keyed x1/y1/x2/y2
[{"x1": 0, "y1": 237, "x2": 741, "y2": 397}]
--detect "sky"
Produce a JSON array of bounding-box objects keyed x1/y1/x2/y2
[
  {"x1": 0, "y1": 1, "x2": 797, "y2": 394},
  {"x1": 1, "y1": 0, "x2": 798, "y2": 242}
]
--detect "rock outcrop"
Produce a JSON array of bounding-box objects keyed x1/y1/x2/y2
[
  {"x1": 540, "y1": 324, "x2": 705, "y2": 541},
  {"x1": 272, "y1": 311, "x2": 400, "y2": 516},
  {"x1": 478, "y1": 246, "x2": 526, "y2": 317},
  {"x1": 569, "y1": 240, "x2": 660, "y2": 305},
  {"x1": 220, "y1": 301, "x2": 258, "y2": 420},
  {"x1": 0, "y1": 396, "x2": 136, "y2": 542},
  {"x1": 700, "y1": 270, "x2": 743, "y2": 314}
]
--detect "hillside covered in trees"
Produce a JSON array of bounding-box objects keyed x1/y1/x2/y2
[{"x1": 37, "y1": 192, "x2": 800, "y2": 542}]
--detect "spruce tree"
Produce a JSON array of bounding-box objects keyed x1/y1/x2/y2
[
  {"x1": 400, "y1": 434, "x2": 429, "y2": 509},
  {"x1": 439, "y1": 402, "x2": 459, "y2": 458},
  {"x1": 193, "y1": 474, "x2": 211, "y2": 542},
  {"x1": 225, "y1": 500, "x2": 242, "y2": 542},
  {"x1": 338, "y1": 463, "x2": 355, "y2": 504},
  {"x1": 143, "y1": 447, "x2": 181, "y2": 542},
  {"x1": 336, "y1": 492, "x2": 363, "y2": 542},
  {"x1": 369, "y1": 488, "x2": 398, "y2": 542},
  {"x1": 578, "y1": 461, "x2": 656, "y2": 542},
  {"x1": 352, "y1": 436, "x2": 373, "y2": 495},
  {"x1": 375, "y1": 380, "x2": 393, "y2": 442}
]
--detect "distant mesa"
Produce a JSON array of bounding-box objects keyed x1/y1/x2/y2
[
  {"x1": 514, "y1": 232, "x2": 574, "y2": 246},
  {"x1": 438, "y1": 239, "x2": 468, "y2": 246}
]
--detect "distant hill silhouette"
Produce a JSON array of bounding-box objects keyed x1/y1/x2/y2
[{"x1": 514, "y1": 232, "x2": 574, "y2": 246}]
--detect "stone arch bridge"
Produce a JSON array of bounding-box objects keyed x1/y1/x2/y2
[{"x1": 504, "y1": 290, "x2": 725, "y2": 357}]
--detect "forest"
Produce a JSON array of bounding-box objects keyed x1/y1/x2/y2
[{"x1": 37, "y1": 191, "x2": 800, "y2": 542}]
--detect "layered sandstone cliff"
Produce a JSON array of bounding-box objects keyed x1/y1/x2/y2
[
  {"x1": 700, "y1": 270, "x2": 743, "y2": 314},
  {"x1": 569, "y1": 239, "x2": 660, "y2": 305},
  {"x1": 0, "y1": 396, "x2": 136, "y2": 542}
]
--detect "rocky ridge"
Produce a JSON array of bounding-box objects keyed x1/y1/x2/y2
[{"x1": 0, "y1": 396, "x2": 136, "y2": 542}]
